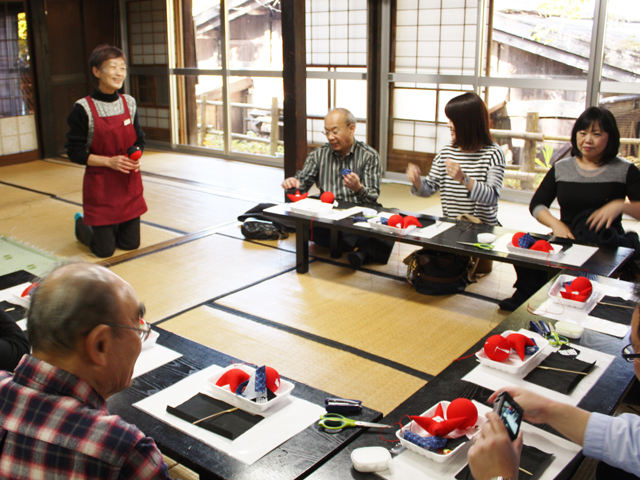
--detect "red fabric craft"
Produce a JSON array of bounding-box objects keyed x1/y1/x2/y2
[
  {"x1": 265, "y1": 366, "x2": 281, "y2": 391},
  {"x1": 403, "y1": 215, "x2": 423, "y2": 228},
  {"x1": 21, "y1": 283, "x2": 37, "y2": 297},
  {"x1": 484, "y1": 335, "x2": 511, "y2": 362},
  {"x1": 286, "y1": 190, "x2": 308, "y2": 202},
  {"x1": 512, "y1": 232, "x2": 526, "y2": 247},
  {"x1": 506, "y1": 333, "x2": 536, "y2": 361},
  {"x1": 530, "y1": 239, "x2": 553, "y2": 252},
  {"x1": 560, "y1": 277, "x2": 593, "y2": 302},
  {"x1": 216, "y1": 368, "x2": 251, "y2": 392},
  {"x1": 410, "y1": 400, "x2": 476, "y2": 437},
  {"x1": 446, "y1": 398, "x2": 478, "y2": 428},
  {"x1": 320, "y1": 191, "x2": 335, "y2": 204},
  {"x1": 387, "y1": 214, "x2": 404, "y2": 228}
]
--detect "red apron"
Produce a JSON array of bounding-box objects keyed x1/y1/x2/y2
[{"x1": 82, "y1": 95, "x2": 147, "y2": 226}]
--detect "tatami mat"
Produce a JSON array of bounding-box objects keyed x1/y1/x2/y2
[
  {"x1": 109, "y1": 233, "x2": 297, "y2": 323},
  {"x1": 161, "y1": 306, "x2": 427, "y2": 415},
  {"x1": 216, "y1": 262, "x2": 507, "y2": 377},
  {"x1": 141, "y1": 151, "x2": 285, "y2": 203},
  {"x1": 0, "y1": 186, "x2": 179, "y2": 261},
  {"x1": 0, "y1": 160, "x2": 84, "y2": 196}
]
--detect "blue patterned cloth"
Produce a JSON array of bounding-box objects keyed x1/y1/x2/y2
[
  {"x1": 518, "y1": 233, "x2": 535, "y2": 249},
  {"x1": 403, "y1": 431, "x2": 447, "y2": 451}
]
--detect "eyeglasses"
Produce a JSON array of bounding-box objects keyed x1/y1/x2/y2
[
  {"x1": 323, "y1": 127, "x2": 341, "y2": 137},
  {"x1": 622, "y1": 344, "x2": 640, "y2": 362},
  {"x1": 104, "y1": 317, "x2": 152, "y2": 342}
]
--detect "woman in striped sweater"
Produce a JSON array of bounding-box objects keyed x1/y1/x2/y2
[{"x1": 406, "y1": 92, "x2": 506, "y2": 226}]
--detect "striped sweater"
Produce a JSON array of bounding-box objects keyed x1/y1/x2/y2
[{"x1": 412, "y1": 143, "x2": 506, "y2": 225}]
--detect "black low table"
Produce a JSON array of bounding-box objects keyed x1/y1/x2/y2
[
  {"x1": 264, "y1": 205, "x2": 634, "y2": 276},
  {"x1": 307, "y1": 273, "x2": 637, "y2": 479},
  {"x1": 107, "y1": 328, "x2": 383, "y2": 480}
]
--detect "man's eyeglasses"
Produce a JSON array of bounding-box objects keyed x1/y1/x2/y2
[
  {"x1": 622, "y1": 344, "x2": 640, "y2": 362},
  {"x1": 104, "y1": 318, "x2": 152, "y2": 342},
  {"x1": 323, "y1": 127, "x2": 341, "y2": 137}
]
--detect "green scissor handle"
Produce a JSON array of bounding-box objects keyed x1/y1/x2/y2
[
  {"x1": 318, "y1": 413, "x2": 391, "y2": 430},
  {"x1": 457, "y1": 241, "x2": 494, "y2": 250}
]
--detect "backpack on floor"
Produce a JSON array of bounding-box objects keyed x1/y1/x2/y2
[
  {"x1": 403, "y1": 248, "x2": 472, "y2": 295},
  {"x1": 241, "y1": 218, "x2": 289, "y2": 241}
]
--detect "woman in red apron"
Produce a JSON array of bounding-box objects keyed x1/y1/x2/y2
[{"x1": 65, "y1": 45, "x2": 147, "y2": 258}]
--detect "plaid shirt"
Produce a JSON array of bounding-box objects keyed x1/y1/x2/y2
[
  {"x1": 295, "y1": 140, "x2": 382, "y2": 206},
  {"x1": 0, "y1": 356, "x2": 171, "y2": 479}
]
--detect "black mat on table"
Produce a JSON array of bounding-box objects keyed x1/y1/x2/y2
[
  {"x1": 589, "y1": 296, "x2": 637, "y2": 325},
  {"x1": 167, "y1": 393, "x2": 263, "y2": 440},
  {"x1": 0, "y1": 301, "x2": 27, "y2": 321},
  {"x1": 523, "y1": 351, "x2": 595, "y2": 395},
  {"x1": 455, "y1": 444, "x2": 553, "y2": 480},
  {"x1": 0, "y1": 271, "x2": 36, "y2": 291}
]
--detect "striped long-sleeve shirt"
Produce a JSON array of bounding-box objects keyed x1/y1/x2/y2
[
  {"x1": 294, "y1": 140, "x2": 382, "y2": 206},
  {"x1": 411, "y1": 143, "x2": 506, "y2": 225}
]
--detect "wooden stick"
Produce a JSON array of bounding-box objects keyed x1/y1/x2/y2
[
  {"x1": 598, "y1": 302, "x2": 637, "y2": 309},
  {"x1": 536, "y1": 366, "x2": 588, "y2": 375},
  {"x1": 192, "y1": 407, "x2": 238, "y2": 425},
  {"x1": 520, "y1": 466, "x2": 533, "y2": 475}
]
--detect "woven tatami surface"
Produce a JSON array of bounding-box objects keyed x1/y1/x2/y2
[
  {"x1": 160, "y1": 305, "x2": 427, "y2": 415},
  {"x1": 109, "y1": 233, "x2": 297, "y2": 323},
  {"x1": 216, "y1": 261, "x2": 507, "y2": 377}
]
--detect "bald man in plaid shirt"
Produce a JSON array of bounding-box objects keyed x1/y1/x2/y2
[{"x1": 0, "y1": 263, "x2": 172, "y2": 479}]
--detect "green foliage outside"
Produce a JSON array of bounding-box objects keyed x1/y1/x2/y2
[{"x1": 203, "y1": 130, "x2": 284, "y2": 155}]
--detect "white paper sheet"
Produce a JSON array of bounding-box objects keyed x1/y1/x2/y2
[
  {"x1": 133, "y1": 343, "x2": 182, "y2": 379},
  {"x1": 133, "y1": 364, "x2": 325, "y2": 465},
  {"x1": 322, "y1": 206, "x2": 363, "y2": 220},
  {"x1": 492, "y1": 234, "x2": 598, "y2": 267},
  {"x1": 462, "y1": 343, "x2": 614, "y2": 406},
  {"x1": 376, "y1": 403, "x2": 581, "y2": 480},
  {"x1": 0, "y1": 282, "x2": 31, "y2": 316},
  {"x1": 410, "y1": 221, "x2": 455, "y2": 239}
]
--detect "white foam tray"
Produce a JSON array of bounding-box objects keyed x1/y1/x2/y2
[
  {"x1": 475, "y1": 329, "x2": 548, "y2": 375},
  {"x1": 367, "y1": 218, "x2": 417, "y2": 234},
  {"x1": 396, "y1": 401, "x2": 486, "y2": 464},
  {"x1": 548, "y1": 274, "x2": 599, "y2": 310},
  {"x1": 205, "y1": 364, "x2": 295, "y2": 414},
  {"x1": 506, "y1": 242, "x2": 564, "y2": 260},
  {"x1": 289, "y1": 198, "x2": 333, "y2": 216}
]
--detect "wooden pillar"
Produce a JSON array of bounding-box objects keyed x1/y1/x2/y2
[
  {"x1": 28, "y1": 0, "x2": 57, "y2": 158},
  {"x1": 182, "y1": 0, "x2": 198, "y2": 146},
  {"x1": 522, "y1": 111, "x2": 539, "y2": 191},
  {"x1": 366, "y1": 0, "x2": 382, "y2": 151},
  {"x1": 281, "y1": 0, "x2": 307, "y2": 180}
]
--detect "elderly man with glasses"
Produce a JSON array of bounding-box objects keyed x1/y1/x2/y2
[
  {"x1": 467, "y1": 297, "x2": 640, "y2": 480},
  {"x1": 282, "y1": 108, "x2": 393, "y2": 268},
  {"x1": 0, "y1": 263, "x2": 171, "y2": 479}
]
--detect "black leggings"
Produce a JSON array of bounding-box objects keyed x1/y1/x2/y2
[{"x1": 76, "y1": 217, "x2": 141, "y2": 258}]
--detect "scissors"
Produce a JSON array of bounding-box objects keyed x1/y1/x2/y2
[
  {"x1": 318, "y1": 413, "x2": 391, "y2": 431},
  {"x1": 457, "y1": 241, "x2": 494, "y2": 250}
]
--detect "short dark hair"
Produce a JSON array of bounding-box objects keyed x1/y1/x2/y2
[
  {"x1": 570, "y1": 107, "x2": 620, "y2": 164},
  {"x1": 89, "y1": 44, "x2": 126, "y2": 86},
  {"x1": 27, "y1": 262, "x2": 127, "y2": 353},
  {"x1": 445, "y1": 92, "x2": 494, "y2": 152}
]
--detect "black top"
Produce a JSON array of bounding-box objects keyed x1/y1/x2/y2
[
  {"x1": 530, "y1": 156, "x2": 640, "y2": 226},
  {"x1": 65, "y1": 88, "x2": 146, "y2": 165},
  {"x1": 0, "y1": 310, "x2": 29, "y2": 372}
]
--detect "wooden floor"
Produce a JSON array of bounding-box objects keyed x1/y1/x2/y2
[{"x1": 3, "y1": 152, "x2": 632, "y2": 479}]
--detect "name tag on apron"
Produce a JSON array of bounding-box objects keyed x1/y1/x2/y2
[{"x1": 124, "y1": 118, "x2": 131, "y2": 126}]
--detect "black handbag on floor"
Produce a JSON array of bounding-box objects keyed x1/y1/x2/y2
[
  {"x1": 404, "y1": 248, "x2": 472, "y2": 295},
  {"x1": 241, "y1": 218, "x2": 289, "y2": 240}
]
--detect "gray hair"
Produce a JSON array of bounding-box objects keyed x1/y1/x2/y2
[
  {"x1": 27, "y1": 262, "x2": 125, "y2": 353},
  {"x1": 331, "y1": 108, "x2": 356, "y2": 127}
]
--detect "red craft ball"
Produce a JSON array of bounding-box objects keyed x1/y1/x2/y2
[
  {"x1": 570, "y1": 277, "x2": 592, "y2": 292},
  {"x1": 530, "y1": 239, "x2": 553, "y2": 252},
  {"x1": 484, "y1": 335, "x2": 511, "y2": 362},
  {"x1": 447, "y1": 398, "x2": 478, "y2": 428},
  {"x1": 264, "y1": 366, "x2": 281, "y2": 392},
  {"x1": 129, "y1": 149, "x2": 142, "y2": 161},
  {"x1": 512, "y1": 232, "x2": 526, "y2": 247},
  {"x1": 387, "y1": 214, "x2": 404, "y2": 228},
  {"x1": 320, "y1": 191, "x2": 335, "y2": 204}
]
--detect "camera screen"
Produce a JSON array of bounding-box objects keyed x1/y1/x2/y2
[{"x1": 499, "y1": 399, "x2": 521, "y2": 437}]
